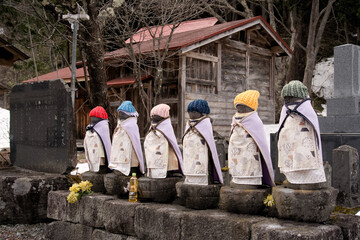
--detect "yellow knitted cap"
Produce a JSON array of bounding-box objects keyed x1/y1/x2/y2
[{"x1": 234, "y1": 90, "x2": 260, "y2": 110}]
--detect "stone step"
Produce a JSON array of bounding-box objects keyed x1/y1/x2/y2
[{"x1": 46, "y1": 190, "x2": 354, "y2": 240}]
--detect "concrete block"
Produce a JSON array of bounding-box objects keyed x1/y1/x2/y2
[
  {"x1": 219, "y1": 186, "x2": 271, "y2": 215},
  {"x1": 82, "y1": 171, "x2": 106, "y2": 193},
  {"x1": 138, "y1": 176, "x2": 183, "y2": 203},
  {"x1": 92, "y1": 229, "x2": 131, "y2": 240},
  {"x1": 326, "y1": 97, "x2": 360, "y2": 116},
  {"x1": 176, "y1": 182, "x2": 221, "y2": 209},
  {"x1": 273, "y1": 186, "x2": 338, "y2": 222},
  {"x1": 45, "y1": 221, "x2": 93, "y2": 240},
  {"x1": 47, "y1": 190, "x2": 81, "y2": 223},
  {"x1": 333, "y1": 145, "x2": 360, "y2": 207},
  {"x1": 251, "y1": 219, "x2": 343, "y2": 240},
  {"x1": 180, "y1": 210, "x2": 267, "y2": 240},
  {"x1": 331, "y1": 213, "x2": 360, "y2": 240},
  {"x1": 134, "y1": 203, "x2": 187, "y2": 240},
  {"x1": 0, "y1": 168, "x2": 70, "y2": 224},
  {"x1": 80, "y1": 193, "x2": 116, "y2": 228},
  {"x1": 103, "y1": 199, "x2": 140, "y2": 236},
  {"x1": 104, "y1": 172, "x2": 130, "y2": 198}
]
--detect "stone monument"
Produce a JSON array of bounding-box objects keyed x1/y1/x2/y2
[
  {"x1": 320, "y1": 44, "x2": 360, "y2": 133},
  {"x1": 10, "y1": 79, "x2": 76, "y2": 173}
]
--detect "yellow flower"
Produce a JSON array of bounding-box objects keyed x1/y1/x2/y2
[
  {"x1": 69, "y1": 183, "x2": 81, "y2": 193},
  {"x1": 263, "y1": 194, "x2": 275, "y2": 207},
  {"x1": 67, "y1": 191, "x2": 79, "y2": 203},
  {"x1": 79, "y1": 181, "x2": 93, "y2": 192}
]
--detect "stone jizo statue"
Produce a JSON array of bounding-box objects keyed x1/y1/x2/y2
[
  {"x1": 109, "y1": 101, "x2": 144, "y2": 176},
  {"x1": 144, "y1": 104, "x2": 183, "y2": 178},
  {"x1": 84, "y1": 106, "x2": 111, "y2": 173},
  {"x1": 183, "y1": 99, "x2": 223, "y2": 185},
  {"x1": 277, "y1": 80, "x2": 326, "y2": 187},
  {"x1": 228, "y1": 90, "x2": 275, "y2": 188}
]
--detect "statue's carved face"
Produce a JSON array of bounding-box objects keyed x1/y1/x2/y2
[
  {"x1": 90, "y1": 116, "x2": 102, "y2": 124},
  {"x1": 284, "y1": 96, "x2": 303, "y2": 104},
  {"x1": 151, "y1": 115, "x2": 164, "y2": 123},
  {"x1": 118, "y1": 111, "x2": 130, "y2": 120},
  {"x1": 236, "y1": 104, "x2": 254, "y2": 113},
  {"x1": 188, "y1": 111, "x2": 203, "y2": 120}
]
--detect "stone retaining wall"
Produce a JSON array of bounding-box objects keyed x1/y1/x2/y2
[
  {"x1": 0, "y1": 167, "x2": 70, "y2": 224},
  {"x1": 46, "y1": 190, "x2": 360, "y2": 240}
]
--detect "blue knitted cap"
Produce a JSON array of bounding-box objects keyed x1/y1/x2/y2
[
  {"x1": 187, "y1": 99, "x2": 210, "y2": 114},
  {"x1": 117, "y1": 101, "x2": 138, "y2": 116}
]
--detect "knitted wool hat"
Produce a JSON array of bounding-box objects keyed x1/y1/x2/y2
[
  {"x1": 187, "y1": 99, "x2": 210, "y2": 115},
  {"x1": 281, "y1": 80, "x2": 308, "y2": 99},
  {"x1": 89, "y1": 106, "x2": 108, "y2": 119},
  {"x1": 117, "y1": 101, "x2": 138, "y2": 117},
  {"x1": 150, "y1": 104, "x2": 170, "y2": 118},
  {"x1": 234, "y1": 90, "x2": 260, "y2": 111}
]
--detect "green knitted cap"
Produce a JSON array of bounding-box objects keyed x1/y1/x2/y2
[{"x1": 281, "y1": 80, "x2": 308, "y2": 99}]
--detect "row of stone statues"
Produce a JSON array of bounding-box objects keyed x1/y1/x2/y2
[{"x1": 83, "y1": 80, "x2": 326, "y2": 189}]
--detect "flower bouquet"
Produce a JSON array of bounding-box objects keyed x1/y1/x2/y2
[{"x1": 67, "y1": 180, "x2": 93, "y2": 203}]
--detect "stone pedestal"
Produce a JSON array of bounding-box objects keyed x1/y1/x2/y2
[
  {"x1": 273, "y1": 186, "x2": 338, "y2": 222},
  {"x1": 333, "y1": 145, "x2": 360, "y2": 207},
  {"x1": 104, "y1": 172, "x2": 130, "y2": 198},
  {"x1": 138, "y1": 177, "x2": 183, "y2": 203},
  {"x1": 81, "y1": 172, "x2": 106, "y2": 193},
  {"x1": 176, "y1": 182, "x2": 221, "y2": 210},
  {"x1": 219, "y1": 186, "x2": 271, "y2": 215}
]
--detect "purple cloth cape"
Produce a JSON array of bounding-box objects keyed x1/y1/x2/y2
[
  {"x1": 155, "y1": 118, "x2": 184, "y2": 173},
  {"x1": 120, "y1": 117, "x2": 145, "y2": 173},
  {"x1": 185, "y1": 118, "x2": 224, "y2": 184},
  {"x1": 92, "y1": 119, "x2": 112, "y2": 164},
  {"x1": 232, "y1": 112, "x2": 275, "y2": 186},
  {"x1": 278, "y1": 99, "x2": 323, "y2": 161}
]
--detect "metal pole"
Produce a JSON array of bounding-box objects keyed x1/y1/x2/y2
[{"x1": 70, "y1": 20, "x2": 79, "y2": 110}]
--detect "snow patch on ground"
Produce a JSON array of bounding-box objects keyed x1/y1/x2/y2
[
  {"x1": 0, "y1": 108, "x2": 10, "y2": 150},
  {"x1": 312, "y1": 57, "x2": 334, "y2": 99},
  {"x1": 264, "y1": 124, "x2": 279, "y2": 148}
]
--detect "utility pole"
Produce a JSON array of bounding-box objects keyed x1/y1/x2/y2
[{"x1": 62, "y1": 4, "x2": 89, "y2": 110}]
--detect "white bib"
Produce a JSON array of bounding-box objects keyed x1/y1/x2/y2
[{"x1": 183, "y1": 128, "x2": 209, "y2": 185}]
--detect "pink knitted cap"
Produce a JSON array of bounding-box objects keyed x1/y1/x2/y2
[{"x1": 150, "y1": 104, "x2": 170, "y2": 118}]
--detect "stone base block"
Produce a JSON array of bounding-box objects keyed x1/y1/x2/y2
[
  {"x1": 273, "y1": 186, "x2": 338, "y2": 222},
  {"x1": 138, "y1": 177, "x2": 183, "y2": 203},
  {"x1": 104, "y1": 172, "x2": 131, "y2": 198},
  {"x1": 45, "y1": 221, "x2": 138, "y2": 240},
  {"x1": 331, "y1": 213, "x2": 360, "y2": 240},
  {"x1": 0, "y1": 167, "x2": 70, "y2": 224},
  {"x1": 81, "y1": 171, "x2": 106, "y2": 193},
  {"x1": 219, "y1": 186, "x2": 271, "y2": 215},
  {"x1": 251, "y1": 219, "x2": 343, "y2": 240},
  {"x1": 176, "y1": 182, "x2": 221, "y2": 210}
]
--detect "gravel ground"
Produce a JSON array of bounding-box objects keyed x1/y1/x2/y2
[{"x1": 0, "y1": 223, "x2": 47, "y2": 240}]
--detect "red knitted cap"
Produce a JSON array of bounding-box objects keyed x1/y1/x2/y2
[{"x1": 89, "y1": 106, "x2": 108, "y2": 119}]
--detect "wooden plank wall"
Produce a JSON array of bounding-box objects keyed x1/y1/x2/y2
[{"x1": 184, "y1": 34, "x2": 275, "y2": 138}]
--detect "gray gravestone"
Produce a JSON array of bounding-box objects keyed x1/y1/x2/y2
[
  {"x1": 10, "y1": 79, "x2": 76, "y2": 173},
  {"x1": 319, "y1": 44, "x2": 360, "y2": 133},
  {"x1": 333, "y1": 145, "x2": 360, "y2": 207}
]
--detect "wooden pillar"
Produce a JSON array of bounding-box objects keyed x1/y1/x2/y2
[
  {"x1": 216, "y1": 43, "x2": 222, "y2": 94},
  {"x1": 178, "y1": 55, "x2": 186, "y2": 137},
  {"x1": 3, "y1": 92, "x2": 6, "y2": 108},
  {"x1": 270, "y1": 54, "x2": 275, "y2": 98}
]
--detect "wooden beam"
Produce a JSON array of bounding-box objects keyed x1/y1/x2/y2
[
  {"x1": 186, "y1": 77, "x2": 217, "y2": 86},
  {"x1": 216, "y1": 43, "x2": 222, "y2": 94},
  {"x1": 180, "y1": 20, "x2": 260, "y2": 54},
  {"x1": 245, "y1": 32, "x2": 250, "y2": 91},
  {"x1": 184, "y1": 51, "x2": 219, "y2": 62},
  {"x1": 223, "y1": 38, "x2": 273, "y2": 57}
]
